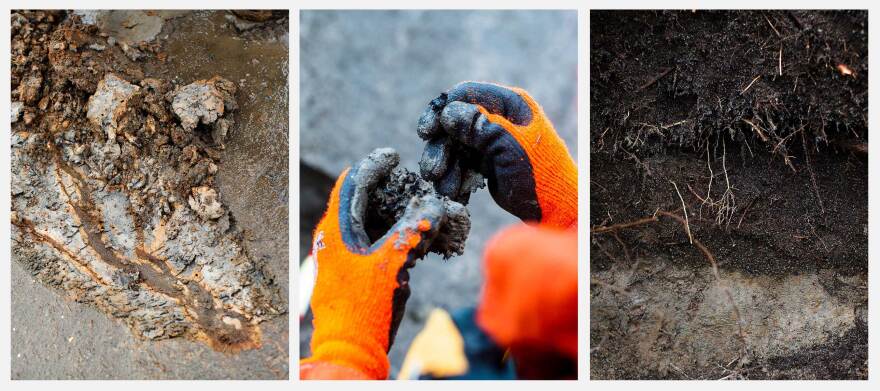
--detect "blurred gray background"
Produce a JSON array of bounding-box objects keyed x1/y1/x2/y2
[{"x1": 299, "y1": 10, "x2": 577, "y2": 376}]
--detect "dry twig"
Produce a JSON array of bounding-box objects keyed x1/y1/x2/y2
[{"x1": 740, "y1": 75, "x2": 761, "y2": 95}]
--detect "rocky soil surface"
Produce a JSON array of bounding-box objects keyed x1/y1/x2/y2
[{"x1": 11, "y1": 10, "x2": 289, "y2": 379}]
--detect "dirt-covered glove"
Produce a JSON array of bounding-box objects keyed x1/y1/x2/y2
[
  {"x1": 417, "y1": 82, "x2": 578, "y2": 229},
  {"x1": 301, "y1": 149, "x2": 446, "y2": 380}
]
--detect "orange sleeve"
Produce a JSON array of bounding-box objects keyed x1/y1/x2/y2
[{"x1": 476, "y1": 224, "x2": 578, "y2": 359}]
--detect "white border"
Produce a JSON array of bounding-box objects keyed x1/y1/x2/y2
[
  {"x1": 2, "y1": 6, "x2": 10, "y2": 388},
  {"x1": 580, "y1": 7, "x2": 589, "y2": 382},
  {"x1": 0, "y1": 0, "x2": 877, "y2": 389},
  {"x1": 290, "y1": 6, "x2": 299, "y2": 379}
]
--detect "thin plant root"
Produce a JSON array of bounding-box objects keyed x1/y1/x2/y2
[
  {"x1": 695, "y1": 142, "x2": 737, "y2": 228},
  {"x1": 801, "y1": 131, "x2": 826, "y2": 216},
  {"x1": 715, "y1": 140, "x2": 737, "y2": 229},
  {"x1": 670, "y1": 180, "x2": 693, "y2": 243}
]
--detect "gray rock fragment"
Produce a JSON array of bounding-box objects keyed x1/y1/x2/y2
[
  {"x1": 17, "y1": 74, "x2": 43, "y2": 104},
  {"x1": 188, "y1": 186, "x2": 224, "y2": 220},
  {"x1": 11, "y1": 101, "x2": 23, "y2": 123},
  {"x1": 86, "y1": 73, "x2": 140, "y2": 141},
  {"x1": 171, "y1": 77, "x2": 237, "y2": 131},
  {"x1": 226, "y1": 14, "x2": 262, "y2": 31}
]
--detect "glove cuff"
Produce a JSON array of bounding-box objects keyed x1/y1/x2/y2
[
  {"x1": 307, "y1": 261, "x2": 397, "y2": 379},
  {"x1": 506, "y1": 88, "x2": 578, "y2": 228},
  {"x1": 302, "y1": 339, "x2": 390, "y2": 379},
  {"x1": 531, "y1": 144, "x2": 578, "y2": 229}
]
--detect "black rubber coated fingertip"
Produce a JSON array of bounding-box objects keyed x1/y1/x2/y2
[
  {"x1": 416, "y1": 106, "x2": 441, "y2": 140},
  {"x1": 435, "y1": 160, "x2": 463, "y2": 199},
  {"x1": 446, "y1": 82, "x2": 533, "y2": 126},
  {"x1": 440, "y1": 101, "x2": 480, "y2": 139},
  {"x1": 419, "y1": 137, "x2": 451, "y2": 180}
]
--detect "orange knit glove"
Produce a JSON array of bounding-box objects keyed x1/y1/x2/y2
[
  {"x1": 417, "y1": 82, "x2": 578, "y2": 229},
  {"x1": 301, "y1": 149, "x2": 446, "y2": 380},
  {"x1": 476, "y1": 224, "x2": 578, "y2": 379}
]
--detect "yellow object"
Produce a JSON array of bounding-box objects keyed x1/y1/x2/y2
[{"x1": 397, "y1": 309, "x2": 469, "y2": 380}]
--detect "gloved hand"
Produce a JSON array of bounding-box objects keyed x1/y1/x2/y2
[
  {"x1": 301, "y1": 149, "x2": 446, "y2": 380},
  {"x1": 417, "y1": 82, "x2": 578, "y2": 229}
]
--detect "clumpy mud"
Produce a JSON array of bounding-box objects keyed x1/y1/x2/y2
[
  {"x1": 590, "y1": 11, "x2": 867, "y2": 379},
  {"x1": 11, "y1": 11, "x2": 284, "y2": 352},
  {"x1": 363, "y1": 148, "x2": 471, "y2": 259}
]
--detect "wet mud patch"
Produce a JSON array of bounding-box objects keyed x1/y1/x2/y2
[
  {"x1": 144, "y1": 10, "x2": 291, "y2": 297},
  {"x1": 590, "y1": 10, "x2": 867, "y2": 379},
  {"x1": 11, "y1": 10, "x2": 286, "y2": 355}
]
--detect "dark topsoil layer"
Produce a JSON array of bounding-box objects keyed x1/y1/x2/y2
[{"x1": 590, "y1": 10, "x2": 867, "y2": 379}]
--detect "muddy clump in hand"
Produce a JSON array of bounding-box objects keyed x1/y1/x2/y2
[
  {"x1": 10, "y1": 11, "x2": 282, "y2": 352},
  {"x1": 362, "y1": 148, "x2": 471, "y2": 259}
]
